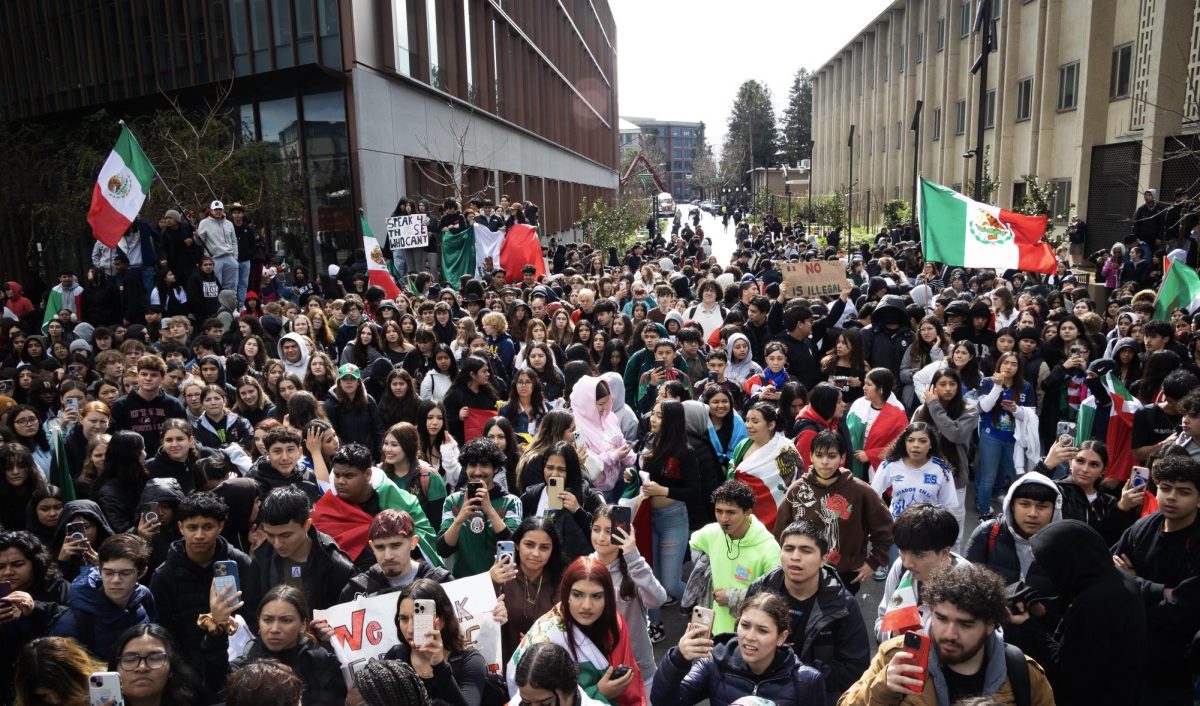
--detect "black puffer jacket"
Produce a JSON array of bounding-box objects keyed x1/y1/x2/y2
[
  {"x1": 338, "y1": 560, "x2": 452, "y2": 602},
  {"x1": 650, "y1": 634, "x2": 825, "y2": 705},
  {"x1": 202, "y1": 634, "x2": 346, "y2": 706},
  {"x1": 252, "y1": 527, "x2": 354, "y2": 610},
  {"x1": 860, "y1": 296, "x2": 915, "y2": 375},
  {"x1": 150, "y1": 536, "x2": 259, "y2": 662},
  {"x1": 322, "y1": 394, "x2": 386, "y2": 456}
]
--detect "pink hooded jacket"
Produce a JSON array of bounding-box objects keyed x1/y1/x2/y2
[{"x1": 569, "y1": 375, "x2": 635, "y2": 491}]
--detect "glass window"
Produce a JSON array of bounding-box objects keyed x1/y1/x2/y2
[
  {"x1": 296, "y1": 0, "x2": 316, "y2": 63},
  {"x1": 1013, "y1": 181, "x2": 1027, "y2": 206},
  {"x1": 230, "y1": 0, "x2": 250, "y2": 74},
  {"x1": 426, "y1": 0, "x2": 440, "y2": 88},
  {"x1": 898, "y1": 45, "x2": 905, "y2": 73},
  {"x1": 250, "y1": 0, "x2": 269, "y2": 69},
  {"x1": 318, "y1": 0, "x2": 340, "y2": 69},
  {"x1": 896, "y1": 121, "x2": 902, "y2": 149},
  {"x1": 258, "y1": 97, "x2": 299, "y2": 159},
  {"x1": 916, "y1": 32, "x2": 924, "y2": 63},
  {"x1": 960, "y1": 2, "x2": 971, "y2": 37},
  {"x1": 394, "y1": 0, "x2": 412, "y2": 75},
  {"x1": 240, "y1": 104, "x2": 256, "y2": 141},
  {"x1": 1111, "y1": 44, "x2": 1132, "y2": 99},
  {"x1": 303, "y1": 92, "x2": 352, "y2": 277},
  {"x1": 272, "y1": 0, "x2": 294, "y2": 69},
  {"x1": 1052, "y1": 179, "x2": 1072, "y2": 221},
  {"x1": 985, "y1": 89, "x2": 996, "y2": 129},
  {"x1": 1016, "y1": 77, "x2": 1033, "y2": 121},
  {"x1": 463, "y1": 0, "x2": 475, "y2": 103},
  {"x1": 932, "y1": 107, "x2": 942, "y2": 140},
  {"x1": 955, "y1": 100, "x2": 967, "y2": 135},
  {"x1": 1058, "y1": 62, "x2": 1079, "y2": 111},
  {"x1": 936, "y1": 17, "x2": 945, "y2": 51}
]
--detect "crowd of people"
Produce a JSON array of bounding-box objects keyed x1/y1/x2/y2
[{"x1": 0, "y1": 193, "x2": 1198, "y2": 706}]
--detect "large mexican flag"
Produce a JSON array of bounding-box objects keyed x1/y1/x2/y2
[
  {"x1": 87, "y1": 124, "x2": 156, "y2": 248},
  {"x1": 1153, "y1": 254, "x2": 1200, "y2": 321},
  {"x1": 919, "y1": 178, "x2": 1056, "y2": 274},
  {"x1": 359, "y1": 212, "x2": 401, "y2": 300},
  {"x1": 1076, "y1": 372, "x2": 1142, "y2": 483}
]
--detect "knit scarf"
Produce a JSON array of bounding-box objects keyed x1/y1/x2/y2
[{"x1": 762, "y1": 366, "x2": 789, "y2": 389}]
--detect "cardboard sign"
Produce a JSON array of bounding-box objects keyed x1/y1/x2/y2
[
  {"x1": 386, "y1": 214, "x2": 429, "y2": 250},
  {"x1": 781, "y1": 260, "x2": 849, "y2": 298},
  {"x1": 314, "y1": 572, "x2": 501, "y2": 685}
]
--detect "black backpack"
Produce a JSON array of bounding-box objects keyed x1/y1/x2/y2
[{"x1": 1003, "y1": 643, "x2": 1031, "y2": 706}]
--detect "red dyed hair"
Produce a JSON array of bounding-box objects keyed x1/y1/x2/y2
[{"x1": 559, "y1": 556, "x2": 620, "y2": 657}]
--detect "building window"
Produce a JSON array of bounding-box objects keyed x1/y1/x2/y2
[
  {"x1": 898, "y1": 45, "x2": 905, "y2": 72},
  {"x1": 426, "y1": 0, "x2": 441, "y2": 89},
  {"x1": 1111, "y1": 44, "x2": 1132, "y2": 99},
  {"x1": 984, "y1": 89, "x2": 996, "y2": 129},
  {"x1": 936, "y1": 17, "x2": 945, "y2": 51},
  {"x1": 932, "y1": 107, "x2": 942, "y2": 140},
  {"x1": 393, "y1": 0, "x2": 412, "y2": 76},
  {"x1": 1016, "y1": 77, "x2": 1033, "y2": 121},
  {"x1": 896, "y1": 121, "x2": 902, "y2": 149},
  {"x1": 1058, "y1": 62, "x2": 1079, "y2": 111},
  {"x1": 960, "y1": 2, "x2": 971, "y2": 37},
  {"x1": 916, "y1": 32, "x2": 924, "y2": 62},
  {"x1": 882, "y1": 53, "x2": 888, "y2": 80},
  {"x1": 1013, "y1": 181, "x2": 1027, "y2": 206},
  {"x1": 955, "y1": 100, "x2": 967, "y2": 135},
  {"x1": 881, "y1": 125, "x2": 887, "y2": 153},
  {"x1": 1051, "y1": 179, "x2": 1072, "y2": 221}
]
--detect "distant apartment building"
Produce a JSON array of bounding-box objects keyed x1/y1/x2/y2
[
  {"x1": 620, "y1": 116, "x2": 702, "y2": 200},
  {"x1": 811, "y1": 0, "x2": 1200, "y2": 250}
]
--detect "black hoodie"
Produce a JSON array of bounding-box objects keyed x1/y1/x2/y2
[
  {"x1": 252, "y1": 526, "x2": 354, "y2": 610},
  {"x1": 1015, "y1": 521, "x2": 1147, "y2": 705},
  {"x1": 339, "y1": 560, "x2": 452, "y2": 602},
  {"x1": 51, "y1": 500, "x2": 116, "y2": 580},
  {"x1": 137, "y1": 477, "x2": 186, "y2": 572}
]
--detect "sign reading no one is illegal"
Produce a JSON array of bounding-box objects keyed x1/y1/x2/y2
[{"x1": 781, "y1": 260, "x2": 849, "y2": 298}]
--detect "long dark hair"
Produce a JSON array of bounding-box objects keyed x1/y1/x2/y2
[
  {"x1": 453, "y1": 356, "x2": 498, "y2": 399},
  {"x1": 4, "y1": 404, "x2": 50, "y2": 453},
  {"x1": 415, "y1": 400, "x2": 450, "y2": 463},
  {"x1": 396, "y1": 579, "x2": 466, "y2": 654},
  {"x1": 989, "y1": 351, "x2": 1025, "y2": 425},
  {"x1": 921, "y1": 367, "x2": 967, "y2": 419},
  {"x1": 97, "y1": 430, "x2": 147, "y2": 490},
  {"x1": 600, "y1": 339, "x2": 629, "y2": 375},
  {"x1": 483, "y1": 416, "x2": 521, "y2": 489},
  {"x1": 505, "y1": 369, "x2": 546, "y2": 423},
  {"x1": 379, "y1": 369, "x2": 420, "y2": 427},
  {"x1": 540, "y1": 441, "x2": 584, "y2": 499},
  {"x1": 109, "y1": 624, "x2": 201, "y2": 706},
  {"x1": 514, "y1": 516, "x2": 566, "y2": 579},
  {"x1": 884, "y1": 421, "x2": 945, "y2": 464},
  {"x1": 559, "y1": 557, "x2": 620, "y2": 657},
  {"x1": 645, "y1": 400, "x2": 687, "y2": 474},
  {"x1": 591, "y1": 505, "x2": 635, "y2": 601},
  {"x1": 949, "y1": 341, "x2": 983, "y2": 390}
]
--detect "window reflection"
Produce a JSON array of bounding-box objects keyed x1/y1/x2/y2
[{"x1": 302, "y1": 92, "x2": 351, "y2": 276}]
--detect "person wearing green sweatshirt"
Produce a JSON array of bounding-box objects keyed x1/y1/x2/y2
[
  {"x1": 436, "y1": 438, "x2": 522, "y2": 578},
  {"x1": 688, "y1": 480, "x2": 781, "y2": 635}
]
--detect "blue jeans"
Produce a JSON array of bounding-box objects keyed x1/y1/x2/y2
[
  {"x1": 976, "y1": 432, "x2": 1016, "y2": 516},
  {"x1": 212, "y1": 254, "x2": 238, "y2": 294},
  {"x1": 237, "y1": 260, "x2": 251, "y2": 305},
  {"x1": 648, "y1": 500, "x2": 689, "y2": 621}
]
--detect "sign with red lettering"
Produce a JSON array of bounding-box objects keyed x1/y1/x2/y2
[
  {"x1": 315, "y1": 572, "x2": 501, "y2": 684},
  {"x1": 781, "y1": 260, "x2": 849, "y2": 298}
]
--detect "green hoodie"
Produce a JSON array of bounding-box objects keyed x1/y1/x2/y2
[{"x1": 690, "y1": 516, "x2": 781, "y2": 634}]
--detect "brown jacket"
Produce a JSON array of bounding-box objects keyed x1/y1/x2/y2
[
  {"x1": 775, "y1": 468, "x2": 895, "y2": 573},
  {"x1": 838, "y1": 634, "x2": 1056, "y2": 706}
]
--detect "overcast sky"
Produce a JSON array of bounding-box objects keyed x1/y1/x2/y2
[{"x1": 610, "y1": 0, "x2": 893, "y2": 150}]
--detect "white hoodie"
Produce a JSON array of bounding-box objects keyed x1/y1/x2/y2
[{"x1": 277, "y1": 332, "x2": 311, "y2": 381}]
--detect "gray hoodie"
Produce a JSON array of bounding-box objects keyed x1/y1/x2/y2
[
  {"x1": 725, "y1": 332, "x2": 762, "y2": 386},
  {"x1": 601, "y1": 372, "x2": 639, "y2": 443},
  {"x1": 1000, "y1": 473, "x2": 1063, "y2": 579}
]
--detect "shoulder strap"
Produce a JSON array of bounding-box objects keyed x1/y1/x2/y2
[
  {"x1": 1004, "y1": 643, "x2": 1031, "y2": 706},
  {"x1": 987, "y1": 521, "x2": 1002, "y2": 554}
]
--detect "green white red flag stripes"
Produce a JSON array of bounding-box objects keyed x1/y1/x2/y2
[
  {"x1": 1076, "y1": 372, "x2": 1141, "y2": 483},
  {"x1": 1154, "y1": 254, "x2": 1200, "y2": 321},
  {"x1": 87, "y1": 124, "x2": 156, "y2": 248},
  {"x1": 919, "y1": 178, "x2": 1056, "y2": 274},
  {"x1": 881, "y1": 572, "x2": 922, "y2": 634},
  {"x1": 359, "y1": 213, "x2": 401, "y2": 300}
]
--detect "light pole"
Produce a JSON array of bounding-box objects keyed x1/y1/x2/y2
[
  {"x1": 807, "y1": 140, "x2": 814, "y2": 238},
  {"x1": 971, "y1": 0, "x2": 994, "y2": 202},
  {"x1": 847, "y1": 125, "x2": 855, "y2": 255}
]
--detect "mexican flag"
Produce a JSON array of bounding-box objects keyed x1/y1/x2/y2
[
  {"x1": 87, "y1": 124, "x2": 156, "y2": 248},
  {"x1": 440, "y1": 225, "x2": 477, "y2": 283},
  {"x1": 474, "y1": 224, "x2": 504, "y2": 274},
  {"x1": 881, "y1": 571, "x2": 923, "y2": 634},
  {"x1": 359, "y1": 212, "x2": 401, "y2": 300},
  {"x1": 500, "y1": 224, "x2": 546, "y2": 282},
  {"x1": 1153, "y1": 255, "x2": 1200, "y2": 321},
  {"x1": 1077, "y1": 372, "x2": 1142, "y2": 483},
  {"x1": 919, "y1": 178, "x2": 1056, "y2": 274}
]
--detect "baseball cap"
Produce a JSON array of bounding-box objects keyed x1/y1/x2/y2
[
  {"x1": 337, "y1": 364, "x2": 361, "y2": 380},
  {"x1": 210, "y1": 200, "x2": 225, "y2": 211}
]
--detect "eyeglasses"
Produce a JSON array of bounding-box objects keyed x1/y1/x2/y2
[
  {"x1": 118, "y1": 652, "x2": 169, "y2": 671},
  {"x1": 13, "y1": 417, "x2": 38, "y2": 426},
  {"x1": 101, "y1": 568, "x2": 137, "y2": 580}
]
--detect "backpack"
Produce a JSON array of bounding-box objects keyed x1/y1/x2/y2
[{"x1": 1003, "y1": 643, "x2": 1031, "y2": 706}]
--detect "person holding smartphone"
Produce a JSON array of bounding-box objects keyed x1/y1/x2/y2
[
  {"x1": 650, "y1": 592, "x2": 825, "y2": 705},
  {"x1": 842, "y1": 563, "x2": 1054, "y2": 704},
  {"x1": 436, "y1": 439, "x2": 522, "y2": 579},
  {"x1": 518, "y1": 442, "x2": 604, "y2": 564}
]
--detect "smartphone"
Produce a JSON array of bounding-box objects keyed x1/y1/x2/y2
[
  {"x1": 67, "y1": 364, "x2": 84, "y2": 381},
  {"x1": 654, "y1": 360, "x2": 666, "y2": 370},
  {"x1": 65, "y1": 396, "x2": 81, "y2": 412},
  {"x1": 1131, "y1": 465, "x2": 1151, "y2": 487},
  {"x1": 609, "y1": 506, "x2": 632, "y2": 539},
  {"x1": 213, "y1": 560, "x2": 240, "y2": 598},
  {"x1": 572, "y1": 430, "x2": 583, "y2": 445},
  {"x1": 0, "y1": 380, "x2": 13, "y2": 397},
  {"x1": 141, "y1": 502, "x2": 159, "y2": 524},
  {"x1": 1056, "y1": 421, "x2": 1076, "y2": 445},
  {"x1": 495, "y1": 540, "x2": 515, "y2": 565},
  {"x1": 707, "y1": 371, "x2": 718, "y2": 381},
  {"x1": 66, "y1": 521, "x2": 87, "y2": 542},
  {"x1": 610, "y1": 664, "x2": 631, "y2": 680},
  {"x1": 899, "y1": 632, "x2": 931, "y2": 693},
  {"x1": 466, "y1": 481, "x2": 483, "y2": 503},
  {"x1": 691, "y1": 606, "x2": 715, "y2": 638},
  {"x1": 546, "y1": 477, "x2": 564, "y2": 511},
  {"x1": 0, "y1": 580, "x2": 12, "y2": 601},
  {"x1": 412, "y1": 599, "x2": 436, "y2": 648},
  {"x1": 88, "y1": 672, "x2": 123, "y2": 706}
]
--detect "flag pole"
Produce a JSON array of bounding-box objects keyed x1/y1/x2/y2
[{"x1": 117, "y1": 119, "x2": 189, "y2": 219}]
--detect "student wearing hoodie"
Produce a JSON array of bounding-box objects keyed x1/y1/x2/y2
[
  {"x1": 150, "y1": 491, "x2": 260, "y2": 663},
  {"x1": 600, "y1": 372, "x2": 639, "y2": 444},
  {"x1": 723, "y1": 332, "x2": 762, "y2": 387},
  {"x1": 689, "y1": 480, "x2": 781, "y2": 635},
  {"x1": 621, "y1": 323, "x2": 686, "y2": 408},
  {"x1": 277, "y1": 331, "x2": 312, "y2": 381},
  {"x1": 776, "y1": 431, "x2": 893, "y2": 595},
  {"x1": 248, "y1": 426, "x2": 322, "y2": 503},
  {"x1": 135, "y1": 476, "x2": 185, "y2": 572},
  {"x1": 966, "y1": 473, "x2": 1063, "y2": 586},
  {"x1": 4, "y1": 281, "x2": 33, "y2": 318},
  {"x1": 51, "y1": 499, "x2": 116, "y2": 581},
  {"x1": 52, "y1": 533, "x2": 157, "y2": 659},
  {"x1": 1007, "y1": 521, "x2": 1147, "y2": 706},
  {"x1": 742, "y1": 521, "x2": 870, "y2": 704},
  {"x1": 793, "y1": 383, "x2": 848, "y2": 470},
  {"x1": 109, "y1": 354, "x2": 188, "y2": 455},
  {"x1": 186, "y1": 257, "x2": 222, "y2": 320}
]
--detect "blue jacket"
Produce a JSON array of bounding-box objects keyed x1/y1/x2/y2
[
  {"x1": 52, "y1": 566, "x2": 157, "y2": 658},
  {"x1": 650, "y1": 635, "x2": 825, "y2": 706}
]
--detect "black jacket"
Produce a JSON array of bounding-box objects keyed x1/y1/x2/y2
[
  {"x1": 745, "y1": 566, "x2": 869, "y2": 704},
  {"x1": 150, "y1": 536, "x2": 260, "y2": 662},
  {"x1": 186, "y1": 269, "x2": 222, "y2": 319},
  {"x1": 1112, "y1": 512, "x2": 1200, "y2": 689},
  {"x1": 203, "y1": 634, "x2": 346, "y2": 706},
  {"x1": 383, "y1": 641, "x2": 489, "y2": 706},
  {"x1": 109, "y1": 387, "x2": 189, "y2": 456},
  {"x1": 138, "y1": 477, "x2": 185, "y2": 572},
  {"x1": 322, "y1": 395, "x2": 386, "y2": 456},
  {"x1": 246, "y1": 457, "x2": 323, "y2": 504},
  {"x1": 1054, "y1": 478, "x2": 1138, "y2": 546},
  {"x1": 163, "y1": 221, "x2": 202, "y2": 281},
  {"x1": 860, "y1": 296, "x2": 915, "y2": 376},
  {"x1": 52, "y1": 500, "x2": 116, "y2": 581},
  {"x1": 1014, "y1": 521, "x2": 1147, "y2": 706},
  {"x1": 252, "y1": 527, "x2": 354, "y2": 610},
  {"x1": 145, "y1": 445, "x2": 217, "y2": 496},
  {"x1": 81, "y1": 273, "x2": 124, "y2": 327},
  {"x1": 0, "y1": 577, "x2": 69, "y2": 704},
  {"x1": 338, "y1": 560, "x2": 452, "y2": 602},
  {"x1": 519, "y1": 481, "x2": 605, "y2": 564}
]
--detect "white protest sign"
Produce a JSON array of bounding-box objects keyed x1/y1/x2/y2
[
  {"x1": 386, "y1": 214, "x2": 429, "y2": 250},
  {"x1": 316, "y1": 572, "x2": 502, "y2": 685}
]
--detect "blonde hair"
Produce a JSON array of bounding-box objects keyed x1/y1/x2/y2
[{"x1": 482, "y1": 311, "x2": 508, "y2": 334}]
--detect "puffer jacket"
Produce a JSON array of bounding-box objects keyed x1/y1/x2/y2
[
  {"x1": 338, "y1": 560, "x2": 452, "y2": 602},
  {"x1": 202, "y1": 633, "x2": 346, "y2": 706},
  {"x1": 650, "y1": 635, "x2": 825, "y2": 706},
  {"x1": 966, "y1": 473, "x2": 1063, "y2": 586},
  {"x1": 745, "y1": 566, "x2": 869, "y2": 704},
  {"x1": 52, "y1": 566, "x2": 157, "y2": 659},
  {"x1": 252, "y1": 527, "x2": 354, "y2": 610}
]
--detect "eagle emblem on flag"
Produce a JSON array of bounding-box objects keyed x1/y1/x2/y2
[
  {"x1": 106, "y1": 171, "x2": 133, "y2": 199},
  {"x1": 970, "y1": 209, "x2": 1014, "y2": 246}
]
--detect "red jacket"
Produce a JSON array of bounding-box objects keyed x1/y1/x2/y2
[{"x1": 794, "y1": 404, "x2": 840, "y2": 469}]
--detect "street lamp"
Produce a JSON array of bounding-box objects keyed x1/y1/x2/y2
[{"x1": 807, "y1": 140, "x2": 815, "y2": 238}]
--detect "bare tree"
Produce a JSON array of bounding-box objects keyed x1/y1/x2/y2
[{"x1": 412, "y1": 104, "x2": 514, "y2": 206}]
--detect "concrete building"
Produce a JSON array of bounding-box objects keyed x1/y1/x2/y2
[
  {"x1": 811, "y1": 0, "x2": 1200, "y2": 251},
  {"x1": 0, "y1": 0, "x2": 619, "y2": 276},
  {"x1": 749, "y1": 165, "x2": 812, "y2": 221},
  {"x1": 620, "y1": 116, "x2": 703, "y2": 200}
]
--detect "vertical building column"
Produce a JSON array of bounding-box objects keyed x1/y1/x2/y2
[{"x1": 1137, "y1": 0, "x2": 1194, "y2": 192}]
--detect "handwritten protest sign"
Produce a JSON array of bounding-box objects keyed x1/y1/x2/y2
[
  {"x1": 314, "y1": 572, "x2": 501, "y2": 684},
  {"x1": 386, "y1": 214, "x2": 429, "y2": 250},
  {"x1": 781, "y1": 260, "x2": 848, "y2": 298}
]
